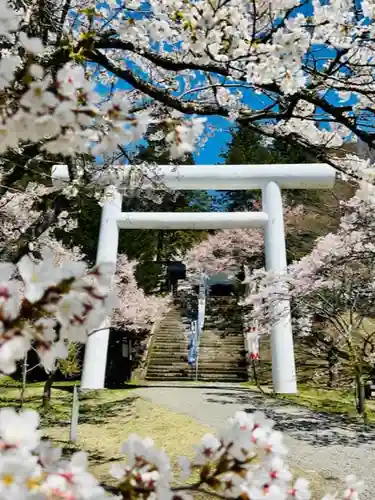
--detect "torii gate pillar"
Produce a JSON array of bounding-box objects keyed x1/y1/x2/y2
[
  {"x1": 52, "y1": 163, "x2": 335, "y2": 394},
  {"x1": 262, "y1": 182, "x2": 296, "y2": 393},
  {"x1": 80, "y1": 189, "x2": 123, "y2": 390}
]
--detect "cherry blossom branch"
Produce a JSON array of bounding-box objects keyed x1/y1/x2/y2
[
  {"x1": 86, "y1": 49, "x2": 229, "y2": 117},
  {"x1": 0, "y1": 193, "x2": 71, "y2": 263}
]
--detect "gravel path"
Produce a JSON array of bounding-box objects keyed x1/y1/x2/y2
[{"x1": 135, "y1": 382, "x2": 375, "y2": 498}]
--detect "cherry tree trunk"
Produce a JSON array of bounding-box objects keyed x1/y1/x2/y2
[
  {"x1": 42, "y1": 370, "x2": 57, "y2": 409},
  {"x1": 0, "y1": 193, "x2": 70, "y2": 263},
  {"x1": 355, "y1": 371, "x2": 366, "y2": 416},
  {"x1": 327, "y1": 348, "x2": 339, "y2": 388}
]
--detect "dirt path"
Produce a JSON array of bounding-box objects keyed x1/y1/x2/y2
[{"x1": 135, "y1": 382, "x2": 375, "y2": 498}]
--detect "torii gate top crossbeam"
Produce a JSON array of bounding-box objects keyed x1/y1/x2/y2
[
  {"x1": 52, "y1": 163, "x2": 336, "y2": 192},
  {"x1": 118, "y1": 163, "x2": 335, "y2": 191}
]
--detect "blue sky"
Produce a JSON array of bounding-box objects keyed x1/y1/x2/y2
[{"x1": 194, "y1": 117, "x2": 233, "y2": 165}]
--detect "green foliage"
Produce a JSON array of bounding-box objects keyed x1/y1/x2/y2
[
  {"x1": 219, "y1": 127, "x2": 274, "y2": 211},
  {"x1": 219, "y1": 125, "x2": 318, "y2": 211},
  {"x1": 63, "y1": 130, "x2": 215, "y2": 291},
  {"x1": 127, "y1": 134, "x2": 213, "y2": 266},
  {"x1": 219, "y1": 124, "x2": 355, "y2": 261},
  {"x1": 59, "y1": 343, "x2": 82, "y2": 378},
  {"x1": 134, "y1": 261, "x2": 166, "y2": 295}
]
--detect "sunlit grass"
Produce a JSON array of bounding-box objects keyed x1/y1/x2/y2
[{"x1": 241, "y1": 381, "x2": 375, "y2": 422}]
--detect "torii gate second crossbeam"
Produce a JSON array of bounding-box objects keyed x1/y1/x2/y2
[{"x1": 52, "y1": 163, "x2": 336, "y2": 394}]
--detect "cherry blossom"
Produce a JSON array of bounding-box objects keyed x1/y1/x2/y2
[
  {"x1": 0, "y1": 252, "x2": 366, "y2": 499},
  {"x1": 0, "y1": 2, "x2": 371, "y2": 498},
  {"x1": 0, "y1": 252, "x2": 116, "y2": 375},
  {"x1": 244, "y1": 188, "x2": 375, "y2": 411},
  {"x1": 185, "y1": 205, "x2": 303, "y2": 280},
  {"x1": 0, "y1": 408, "x2": 40, "y2": 453},
  {"x1": 0, "y1": 0, "x2": 373, "y2": 186},
  {"x1": 112, "y1": 254, "x2": 169, "y2": 332}
]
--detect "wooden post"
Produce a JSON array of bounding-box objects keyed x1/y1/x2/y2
[
  {"x1": 69, "y1": 385, "x2": 79, "y2": 442},
  {"x1": 20, "y1": 355, "x2": 27, "y2": 408}
]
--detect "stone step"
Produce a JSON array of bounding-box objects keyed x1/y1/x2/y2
[
  {"x1": 154, "y1": 330, "x2": 187, "y2": 335},
  {"x1": 148, "y1": 352, "x2": 188, "y2": 357},
  {"x1": 199, "y1": 355, "x2": 245, "y2": 360},
  {"x1": 198, "y1": 366, "x2": 248, "y2": 373},
  {"x1": 152, "y1": 339, "x2": 183, "y2": 342},
  {"x1": 202, "y1": 333, "x2": 243, "y2": 338},
  {"x1": 155, "y1": 329, "x2": 182, "y2": 334},
  {"x1": 199, "y1": 347, "x2": 244, "y2": 351},
  {"x1": 150, "y1": 351, "x2": 187, "y2": 356},
  {"x1": 150, "y1": 352, "x2": 243, "y2": 360},
  {"x1": 206, "y1": 312, "x2": 239, "y2": 316},
  {"x1": 148, "y1": 356, "x2": 245, "y2": 365},
  {"x1": 199, "y1": 345, "x2": 244, "y2": 349},
  {"x1": 145, "y1": 375, "x2": 247, "y2": 382},
  {"x1": 200, "y1": 336, "x2": 244, "y2": 341},
  {"x1": 200, "y1": 341, "x2": 244, "y2": 345},
  {"x1": 196, "y1": 374, "x2": 248, "y2": 381},
  {"x1": 200, "y1": 340, "x2": 244, "y2": 344},
  {"x1": 152, "y1": 344, "x2": 188, "y2": 349},
  {"x1": 157, "y1": 325, "x2": 186, "y2": 329},
  {"x1": 146, "y1": 364, "x2": 190, "y2": 371},
  {"x1": 154, "y1": 332, "x2": 187, "y2": 336},
  {"x1": 145, "y1": 375, "x2": 193, "y2": 381},
  {"x1": 154, "y1": 335, "x2": 188, "y2": 340},
  {"x1": 201, "y1": 331, "x2": 243, "y2": 337},
  {"x1": 158, "y1": 323, "x2": 185, "y2": 332},
  {"x1": 147, "y1": 360, "x2": 189, "y2": 368},
  {"x1": 199, "y1": 340, "x2": 245, "y2": 344},
  {"x1": 199, "y1": 366, "x2": 247, "y2": 373},
  {"x1": 205, "y1": 320, "x2": 242, "y2": 324},
  {"x1": 153, "y1": 334, "x2": 187, "y2": 339},
  {"x1": 148, "y1": 360, "x2": 246, "y2": 368},
  {"x1": 146, "y1": 370, "x2": 192, "y2": 378},
  {"x1": 146, "y1": 300, "x2": 247, "y2": 382},
  {"x1": 198, "y1": 358, "x2": 247, "y2": 365},
  {"x1": 201, "y1": 336, "x2": 243, "y2": 342},
  {"x1": 199, "y1": 351, "x2": 245, "y2": 356},
  {"x1": 201, "y1": 335, "x2": 243, "y2": 340},
  {"x1": 153, "y1": 339, "x2": 188, "y2": 345}
]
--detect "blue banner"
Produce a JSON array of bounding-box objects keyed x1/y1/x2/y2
[
  {"x1": 188, "y1": 321, "x2": 197, "y2": 365},
  {"x1": 187, "y1": 273, "x2": 208, "y2": 368}
]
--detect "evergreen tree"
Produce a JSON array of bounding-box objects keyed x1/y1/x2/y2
[
  {"x1": 125, "y1": 134, "x2": 212, "y2": 265},
  {"x1": 60, "y1": 128, "x2": 214, "y2": 292},
  {"x1": 219, "y1": 124, "x2": 356, "y2": 261},
  {"x1": 219, "y1": 126, "x2": 276, "y2": 211}
]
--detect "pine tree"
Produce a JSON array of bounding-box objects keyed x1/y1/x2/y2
[
  {"x1": 219, "y1": 126, "x2": 275, "y2": 211},
  {"x1": 64, "y1": 128, "x2": 214, "y2": 292},
  {"x1": 219, "y1": 124, "x2": 356, "y2": 261}
]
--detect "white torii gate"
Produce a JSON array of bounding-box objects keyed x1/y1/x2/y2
[{"x1": 52, "y1": 163, "x2": 336, "y2": 394}]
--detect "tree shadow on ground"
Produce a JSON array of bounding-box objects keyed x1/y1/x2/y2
[
  {"x1": 202, "y1": 389, "x2": 375, "y2": 447},
  {"x1": 56, "y1": 384, "x2": 141, "y2": 393},
  {"x1": 78, "y1": 396, "x2": 137, "y2": 425},
  {"x1": 48, "y1": 438, "x2": 122, "y2": 467},
  {"x1": 42, "y1": 395, "x2": 138, "y2": 428},
  {"x1": 0, "y1": 394, "x2": 42, "y2": 407}
]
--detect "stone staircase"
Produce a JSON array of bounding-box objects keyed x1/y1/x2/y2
[
  {"x1": 145, "y1": 302, "x2": 192, "y2": 381},
  {"x1": 197, "y1": 295, "x2": 248, "y2": 382},
  {"x1": 145, "y1": 294, "x2": 248, "y2": 382}
]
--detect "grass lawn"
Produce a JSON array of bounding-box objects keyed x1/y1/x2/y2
[
  {"x1": 0, "y1": 381, "x2": 213, "y2": 484},
  {"x1": 241, "y1": 381, "x2": 375, "y2": 422}
]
